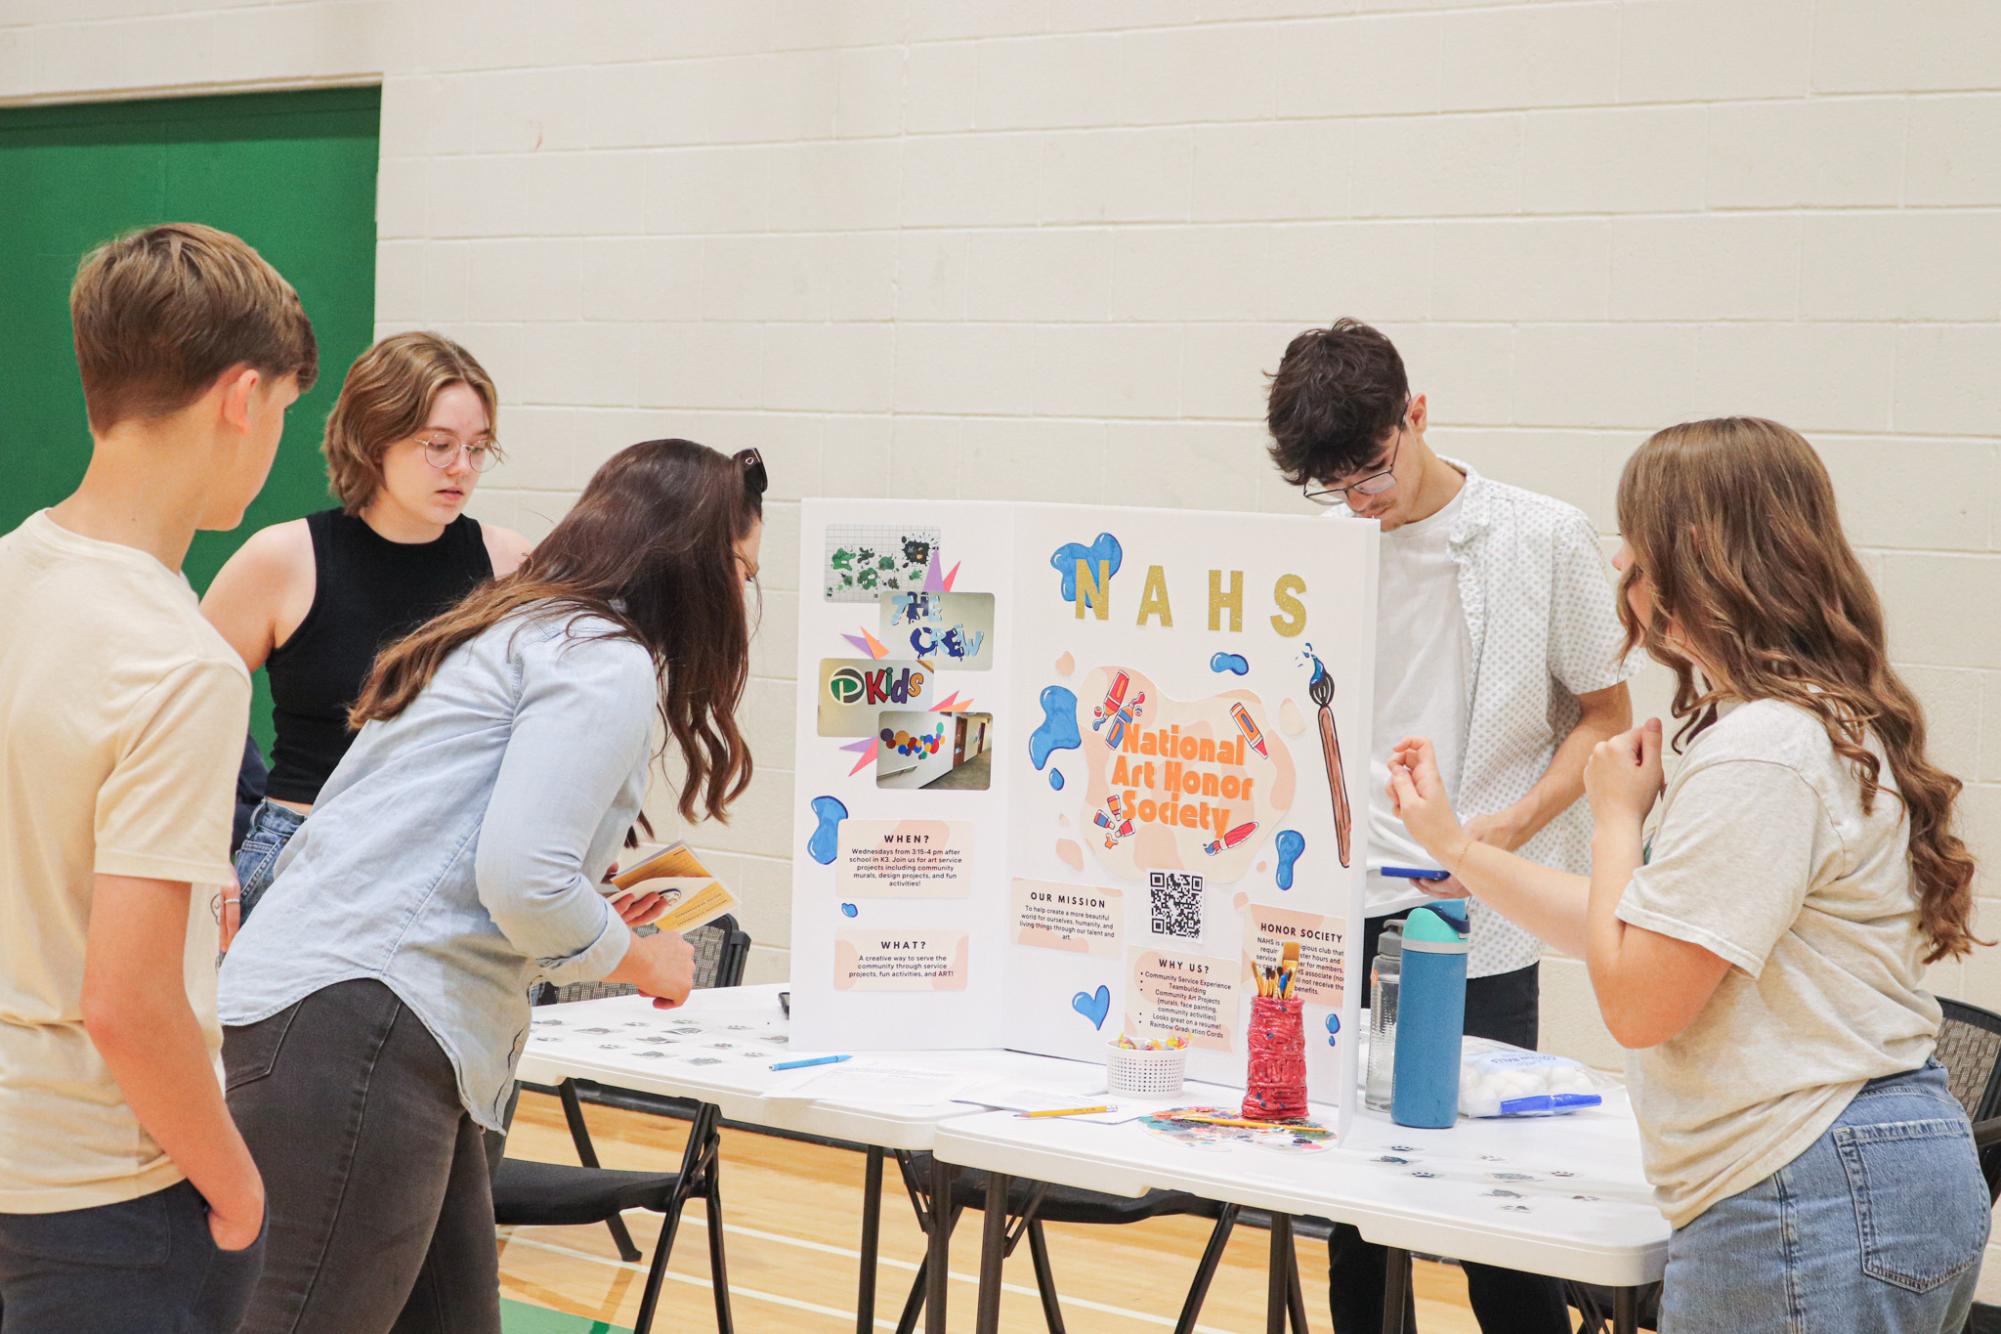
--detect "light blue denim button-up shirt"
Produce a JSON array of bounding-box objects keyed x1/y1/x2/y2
[{"x1": 219, "y1": 607, "x2": 654, "y2": 1131}]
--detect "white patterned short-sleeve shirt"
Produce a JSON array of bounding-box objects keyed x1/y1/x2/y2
[{"x1": 1340, "y1": 460, "x2": 1637, "y2": 978}]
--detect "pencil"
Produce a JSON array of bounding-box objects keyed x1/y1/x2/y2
[{"x1": 1023, "y1": 1105, "x2": 1113, "y2": 1118}]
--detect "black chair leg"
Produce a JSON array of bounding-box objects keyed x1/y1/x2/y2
[
  {"x1": 894, "y1": 1259, "x2": 928, "y2": 1334},
  {"x1": 858, "y1": 1147, "x2": 884, "y2": 1334},
  {"x1": 1026, "y1": 1218, "x2": 1067, "y2": 1334},
  {"x1": 634, "y1": 1195, "x2": 688, "y2": 1334},
  {"x1": 1380, "y1": 1247, "x2": 1411, "y2": 1334},
  {"x1": 1267, "y1": 1214, "x2": 1293, "y2": 1334},
  {"x1": 560, "y1": 1080, "x2": 641, "y2": 1262},
  {"x1": 706, "y1": 1167, "x2": 734, "y2": 1334},
  {"x1": 1287, "y1": 1241, "x2": 1310, "y2": 1333},
  {"x1": 1174, "y1": 1206, "x2": 1239, "y2": 1334}
]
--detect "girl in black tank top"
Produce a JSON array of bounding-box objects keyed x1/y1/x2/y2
[
  {"x1": 263, "y1": 510, "x2": 492, "y2": 804},
  {"x1": 202, "y1": 332, "x2": 527, "y2": 932}
]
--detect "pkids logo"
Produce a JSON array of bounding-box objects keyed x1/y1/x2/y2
[{"x1": 827, "y1": 665, "x2": 928, "y2": 707}]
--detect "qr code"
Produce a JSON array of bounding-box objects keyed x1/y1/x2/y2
[{"x1": 1148, "y1": 871, "x2": 1204, "y2": 940}]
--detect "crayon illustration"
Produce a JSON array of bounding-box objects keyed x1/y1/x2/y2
[
  {"x1": 1229, "y1": 701, "x2": 1269, "y2": 758},
  {"x1": 1091, "y1": 670, "x2": 1147, "y2": 749},
  {"x1": 1203, "y1": 821, "x2": 1259, "y2": 856}
]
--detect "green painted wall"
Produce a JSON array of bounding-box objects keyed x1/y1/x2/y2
[{"x1": 0, "y1": 87, "x2": 380, "y2": 748}]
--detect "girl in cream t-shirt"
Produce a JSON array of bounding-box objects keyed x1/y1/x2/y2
[{"x1": 1386, "y1": 417, "x2": 1988, "y2": 1334}]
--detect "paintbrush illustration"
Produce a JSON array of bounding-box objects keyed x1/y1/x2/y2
[{"x1": 1307, "y1": 654, "x2": 1353, "y2": 868}]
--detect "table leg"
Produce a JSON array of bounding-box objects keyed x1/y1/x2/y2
[
  {"x1": 857, "y1": 1146, "x2": 883, "y2": 1334},
  {"x1": 1613, "y1": 1286, "x2": 1639, "y2": 1334},
  {"x1": 974, "y1": 1172, "x2": 1010, "y2": 1334},
  {"x1": 924, "y1": 1156, "x2": 953, "y2": 1334},
  {"x1": 1267, "y1": 1213, "x2": 1293, "y2": 1334},
  {"x1": 1380, "y1": 1247, "x2": 1411, "y2": 1334}
]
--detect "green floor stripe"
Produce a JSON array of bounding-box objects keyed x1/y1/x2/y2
[{"x1": 499, "y1": 1296, "x2": 630, "y2": 1334}]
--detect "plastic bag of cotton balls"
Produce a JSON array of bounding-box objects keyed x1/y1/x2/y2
[{"x1": 1459, "y1": 1038, "x2": 1605, "y2": 1118}]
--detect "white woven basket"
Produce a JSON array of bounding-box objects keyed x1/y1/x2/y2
[{"x1": 1106, "y1": 1045, "x2": 1186, "y2": 1097}]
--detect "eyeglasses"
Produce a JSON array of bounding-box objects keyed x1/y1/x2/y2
[
  {"x1": 418, "y1": 434, "x2": 501, "y2": 473},
  {"x1": 736, "y1": 447, "x2": 767, "y2": 499},
  {"x1": 1303, "y1": 402, "x2": 1409, "y2": 506}
]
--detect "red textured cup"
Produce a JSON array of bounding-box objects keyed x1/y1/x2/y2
[{"x1": 1243, "y1": 995, "x2": 1307, "y2": 1121}]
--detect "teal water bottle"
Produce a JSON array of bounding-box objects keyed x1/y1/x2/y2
[{"x1": 1390, "y1": 904, "x2": 1469, "y2": 1129}]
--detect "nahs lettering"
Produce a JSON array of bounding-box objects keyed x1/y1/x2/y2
[{"x1": 1069, "y1": 560, "x2": 1309, "y2": 637}]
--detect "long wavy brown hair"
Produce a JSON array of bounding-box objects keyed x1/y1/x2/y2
[
  {"x1": 1617, "y1": 417, "x2": 1979, "y2": 963},
  {"x1": 352, "y1": 439, "x2": 761, "y2": 824}
]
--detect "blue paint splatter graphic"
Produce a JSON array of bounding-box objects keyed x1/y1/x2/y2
[
  {"x1": 1275, "y1": 829, "x2": 1306, "y2": 890},
  {"x1": 1029, "y1": 685, "x2": 1081, "y2": 769},
  {"x1": 806, "y1": 795, "x2": 848, "y2": 866},
  {"x1": 1210, "y1": 652, "x2": 1250, "y2": 675},
  {"x1": 1050, "y1": 533, "x2": 1123, "y2": 606},
  {"x1": 1048, "y1": 769, "x2": 1066, "y2": 791},
  {"x1": 840, "y1": 902, "x2": 858, "y2": 918},
  {"x1": 1071, "y1": 985, "x2": 1111, "y2": 1030},
  {"x1": 1326, "y1": 1012, "x2": 1342, "y2": 1047}
]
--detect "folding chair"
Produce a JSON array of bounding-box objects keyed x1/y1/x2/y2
[{"x1": 492, "y1": 915, "x2": 751, "y2": 1334}]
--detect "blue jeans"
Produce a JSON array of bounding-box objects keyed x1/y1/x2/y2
[
  {"x1": 231, "y1": 799, "x2": 305, "y2": 923},
  {"x1": 1662, "y1": 1061, "x2": 1987, "y2": 1333}
]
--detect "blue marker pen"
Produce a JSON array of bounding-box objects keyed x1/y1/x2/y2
[{"x1": 770, "y1": 1054, "x2": 852, "y2": 1071}]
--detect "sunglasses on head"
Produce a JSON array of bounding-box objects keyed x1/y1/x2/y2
[{"x1": 735, "y1": 448, "x2": 767, "y2": 499}]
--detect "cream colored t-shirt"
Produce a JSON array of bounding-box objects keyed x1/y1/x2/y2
[
  {"x1": 0, "y1": 510, "x2": 249, "y2": 1213},
  {"x1": 1616, "y1": 698, "x2": 1941, "y2": 1228}
]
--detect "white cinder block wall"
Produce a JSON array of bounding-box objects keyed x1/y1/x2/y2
[{"x1": 10, "y1": 0, "x2": 2001, "y2": 1290}]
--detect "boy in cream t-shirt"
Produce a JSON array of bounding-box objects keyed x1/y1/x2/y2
[{"x1": 0, "y1": 224, "x2": 314, "y2": 1332}]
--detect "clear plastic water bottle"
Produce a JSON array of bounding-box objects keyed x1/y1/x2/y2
[{"x1": 1364, "y1": 923, "x2": 1403, "y2": 1111}]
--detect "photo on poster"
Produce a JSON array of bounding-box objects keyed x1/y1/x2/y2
[
  {"x1": 876, "y1": 711, "x2": 994, "y2": 791},
  {"x1": 879, "y1": 591, "x2": 996, "y2": 670},
  {"x1": 824, "y1": 524, "x2": 940, "y2": 603},
  {"x1": 816, "y1": 659, "x2": 930, "y2": 736}
]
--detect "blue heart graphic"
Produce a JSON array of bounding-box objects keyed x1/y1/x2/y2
[
  {"x1": 1071, "y1": 985, "x2": 1111, "y2": 1031},
  {"x1": 840, "y1": 903, "x2": 858, "y2": 918}
]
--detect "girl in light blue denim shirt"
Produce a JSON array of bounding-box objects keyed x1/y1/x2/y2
[{"x1": 218, "y1": 439, "x2": 766, "y2": 1334}]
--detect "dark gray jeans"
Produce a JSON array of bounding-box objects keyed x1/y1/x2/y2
[
  {"x1": 0, "y1": 1178, "x2": 264, "y2": 1333},
  {"x1": 224, "y1": 978, "x2": 501, "y2": 1334}
]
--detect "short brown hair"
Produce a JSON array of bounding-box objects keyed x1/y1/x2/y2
[
  {"x1": 322, "y1": 332, "x2": 499, "y2": 512},
  {"x1": 1266, "y1": 318, "x2": 1410, "y2": 487},
  {"x1": 71, "y1": 223, "x2": 317, "y2": 432}
]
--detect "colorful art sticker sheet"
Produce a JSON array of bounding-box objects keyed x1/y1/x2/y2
[{"x1": 824, "y1": 525, "x2": 940, "y2": 603}]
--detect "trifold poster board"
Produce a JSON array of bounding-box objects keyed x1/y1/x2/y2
[{"x1": 790, "y1": 500, "x2": 1378, "y2": 1124}]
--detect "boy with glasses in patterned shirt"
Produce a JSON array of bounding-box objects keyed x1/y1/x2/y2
[{"x1": 1266, "y1": 318, "x2": 1635, "y2": 1334}]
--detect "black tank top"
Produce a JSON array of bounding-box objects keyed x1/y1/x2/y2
[{"x1": 264, "y1": 509, "x2": 494, "y2": 803}]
